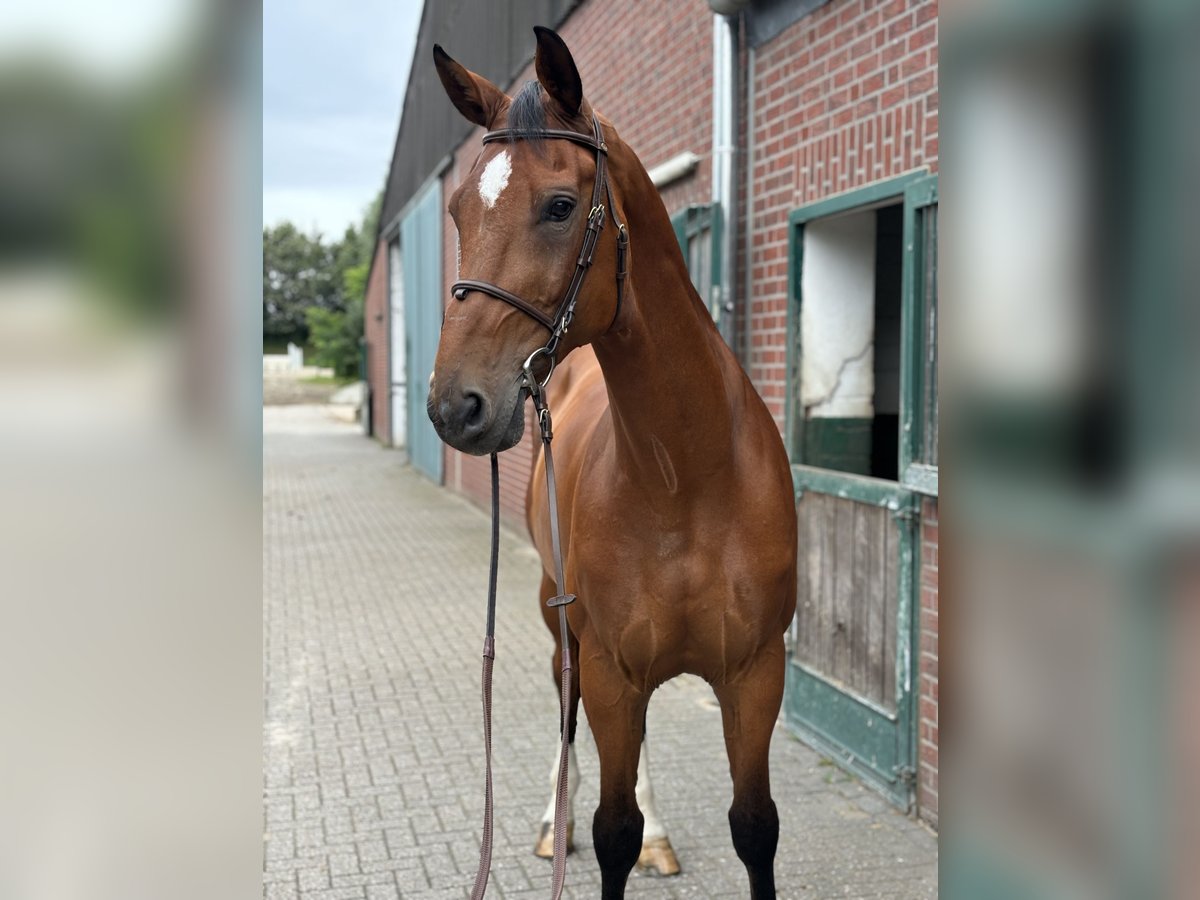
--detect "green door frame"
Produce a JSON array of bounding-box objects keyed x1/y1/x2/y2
[
  {"x1": 899, "y1": 176, "x2": 939, "y2": 496},
  {"x1": 783, "y1": 171, "x2": 938, "y2": 808}
]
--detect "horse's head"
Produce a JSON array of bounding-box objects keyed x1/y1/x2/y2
[{"x1": 428, "y1": 27, "x2": 623, "y2": 455}]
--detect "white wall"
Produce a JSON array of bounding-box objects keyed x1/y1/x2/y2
[{"x1": 799, "y1": 209, "x2": 877, "y2": 419}]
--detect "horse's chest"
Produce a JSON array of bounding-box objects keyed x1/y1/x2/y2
[
  {"x1": 551, "y1": 452, "x2": 793, "y2": 681},
  {"x1": 568, "y1": 515, "x2": 770, "y2": 678},
  {"x1": 572, "y1": 506, "x2": 712, "y2": 585}
]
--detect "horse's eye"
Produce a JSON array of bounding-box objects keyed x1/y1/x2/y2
[{"x1": 545, "y1": 198, "x2": 575, "y2": 222}]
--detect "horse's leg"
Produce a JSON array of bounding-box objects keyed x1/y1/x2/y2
[
  {"x1": 712, "y1": 640, "x2": 786, "y2": 899},
  {"x1": 534, "y1": 574, "x2": 581, "y2": 858},
  {"x1": 634, "y1": 729, "x2": 681, "y2": 876},
  {"x1": 582, "y1": 651, "x2": 647, "y2": 900}
]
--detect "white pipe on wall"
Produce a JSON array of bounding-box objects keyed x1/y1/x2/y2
[
  {"x1": 711, "y1": 13, "x2": 737, "y2": 338},
  {"x1": 647, "y1": 151, "x2": 702, "y2": 188},
  {"x1": 742, "y1": 40, "x2": 755, "y2": 368}
]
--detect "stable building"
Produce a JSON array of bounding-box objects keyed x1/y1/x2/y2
[{"x1": 364, "y1": 0, "x2": 939, "y2": 826}]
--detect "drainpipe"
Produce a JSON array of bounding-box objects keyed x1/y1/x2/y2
[
  {"x1": 742, "y1": 41, "x2": 755, "y2": 371},
  {"x1": 708, "y1": 1, "x2": 748, "y2": 355}
]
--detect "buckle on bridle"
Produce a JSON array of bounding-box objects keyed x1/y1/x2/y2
[{"x1": 521, "y1": 345, "x2": 556, "y2": 394}]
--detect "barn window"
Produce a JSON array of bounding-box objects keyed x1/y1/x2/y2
[{"x1": 786, "y1": 174, "x2": 939, "y2": 494}]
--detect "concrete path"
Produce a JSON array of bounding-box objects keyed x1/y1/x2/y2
[{"x1": 263, "y1": 406, "x2": 937, "y2": 899}]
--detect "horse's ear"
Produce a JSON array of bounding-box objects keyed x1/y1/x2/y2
[
  {"x1": 533, "y1": 26, "x2": 582, "y2": 118},
  {"x1": 433, "y1": 44, "x2": 506, "y2": 128}
]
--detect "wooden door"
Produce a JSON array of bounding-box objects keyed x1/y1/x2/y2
[{"x1": 785, "y1": 469, "x2": 918, "y2": 807}]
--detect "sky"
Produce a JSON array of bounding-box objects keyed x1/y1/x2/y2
[{"x1": 263, "y1": 0, "x2": 424, "y2": 239}]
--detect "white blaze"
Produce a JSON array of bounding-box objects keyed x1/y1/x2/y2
[{"x1": 478, "y1": 151, "x2": 511, "y2": 209}]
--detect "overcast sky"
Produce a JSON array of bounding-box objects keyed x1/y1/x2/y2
[{"x1": 263, "y1": 0, "x2": 423, "y2": 238}]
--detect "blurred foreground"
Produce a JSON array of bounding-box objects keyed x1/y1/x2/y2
[
  {"x1": 944, "y1": 1, "x2": 1199, "y2": 898},
  {"x1": 0, "y1": 4, "x2": 261, "y2": 900}
]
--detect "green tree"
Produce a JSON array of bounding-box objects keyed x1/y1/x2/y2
[
  {"x1": 305, "y1": 302, "x2": 363, "y2": 378},
  {"x1": 303, "y1": 191, "x2": 382, "y2": 376},
  {"x1": 262, "y1": 223, "x2": 342, "y2": 349}
]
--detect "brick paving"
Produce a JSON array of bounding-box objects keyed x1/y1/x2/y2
[{"x1": 263, "y1": 406, "x2": 938, "y2": 899}]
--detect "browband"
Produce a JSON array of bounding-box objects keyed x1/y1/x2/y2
[{"x1": 482, "y1": 127, "x2": 607, "y2": 154}]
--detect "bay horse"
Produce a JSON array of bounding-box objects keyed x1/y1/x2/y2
[{"x1": 428, "y1": 28, "x2": 797, "y2": 899}]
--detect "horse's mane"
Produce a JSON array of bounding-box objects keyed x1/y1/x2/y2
[{"x1": 507, "y1": 80, "x2": 546, "y2": 146}]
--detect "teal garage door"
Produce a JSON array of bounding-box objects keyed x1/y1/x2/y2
[{"x1": 401, "y1": 181, "x2": 444, "y2": 483}]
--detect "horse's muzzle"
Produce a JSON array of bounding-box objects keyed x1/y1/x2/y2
[{"x1": 428, "y1": 379, "x2": 526, "y2": 455}]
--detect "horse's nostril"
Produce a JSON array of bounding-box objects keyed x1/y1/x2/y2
[{"x1": 462, "y1": 390, "x2": 485, "y2": 431}]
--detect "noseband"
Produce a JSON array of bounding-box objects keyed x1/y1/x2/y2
[{"x1": 450, "y1": 113, "x2": 629, "y2": 390}]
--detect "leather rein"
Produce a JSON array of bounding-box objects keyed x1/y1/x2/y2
[{"x1": 460, "y1": 113, "x2": 628, "y2": 900}]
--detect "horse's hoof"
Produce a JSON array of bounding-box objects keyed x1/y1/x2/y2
[
  {"x1": 533, "y1": 820, "x2": 575, "y2": 859},
  {"x1": 636, "y1": 836, "x2": 681, "y2": 876}
]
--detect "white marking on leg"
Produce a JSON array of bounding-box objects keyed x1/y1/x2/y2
[
  {"x1": 636, "y1": 739, "x2": 668, "y2": 840},
  {"x1": 478, "y1": 151, "x2": 511, "y2": 209},
  {"x1": 540, "y1": 741, "x2": 578, "y2": 827}
]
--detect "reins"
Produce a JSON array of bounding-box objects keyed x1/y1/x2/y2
[{"x1": 464, "y1": 113, "x2": 628, "y2": 900}]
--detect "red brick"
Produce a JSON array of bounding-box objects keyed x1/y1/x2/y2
[
  {"x1": 901, "y1": 51, "x2": 928, "y2": 79},
  {"x1": 909, "y1": 22, "x2": 937, "y2": 53},
  {"x1": 862, "y1": 73, "x2": 886, "y2": 95},
  {"x1": 887, "y1": 15, "x2": 914, "y2": 41},
  {"x1": 907, "y1": 71, "x2": 936, "y2": 97}
]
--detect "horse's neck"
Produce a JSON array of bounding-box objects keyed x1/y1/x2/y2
[{"x1": 591, "y1": 149, "x2": 740, "y2": 496}]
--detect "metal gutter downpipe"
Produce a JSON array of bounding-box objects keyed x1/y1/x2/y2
[
  {"x1": 742, "y1": 35, "x2": 755, "y2": 370},
  {"x1": 710, "y1": 11, "x2": 738, "y2": 348}
]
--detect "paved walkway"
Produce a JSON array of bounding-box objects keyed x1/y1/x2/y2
[{"x1": 263, "y1": 406, "x2": 937, "y2": 899}]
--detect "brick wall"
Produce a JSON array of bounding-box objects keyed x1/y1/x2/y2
[
  {"x1": 441, "y1": 0, "x2": 717, "y2": 525},
  {"x1": 363, "y1": 238, "x2": 390, "y2": 445},
  {"x1": 919, "y1": 496, "x2": 939, "y2": 825},
  {"x1": 745, "y1": 0, "x2": 939, "y2": 828},
  {"x1": 747, "y1": 0, "x2": 939, "y2": 425}
]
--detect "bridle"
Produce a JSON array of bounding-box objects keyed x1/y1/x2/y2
[
  {"x1": 450, "y1": 112, "x2": 628, "y2": 391},
  {"x1": 458, "y1": 113, "x2": 629, "y2": 900}
]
